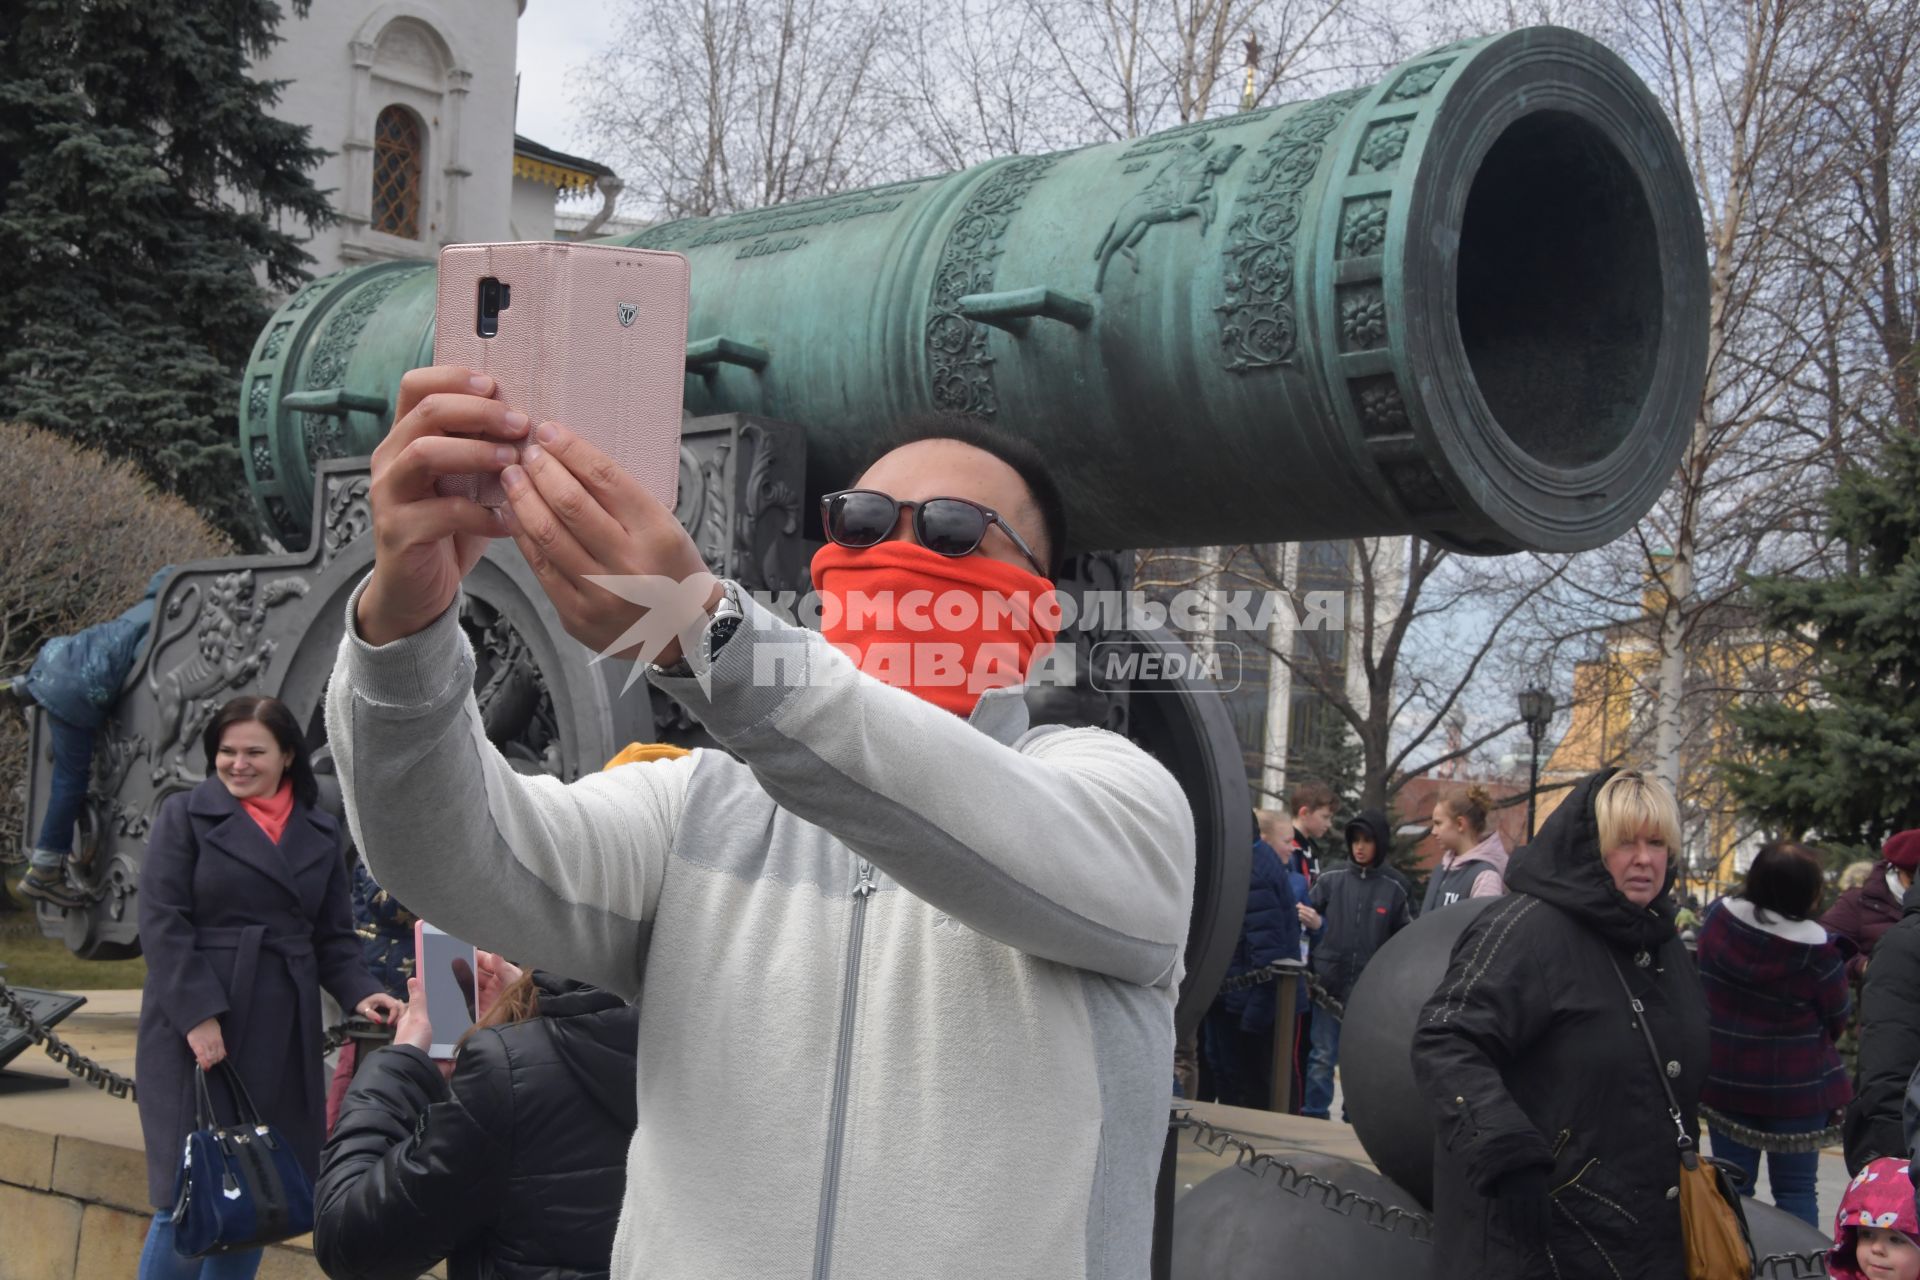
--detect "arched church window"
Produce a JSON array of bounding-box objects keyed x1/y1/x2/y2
[{"x1": 371, "y1": 106, "x2": 424, "y2": 239}]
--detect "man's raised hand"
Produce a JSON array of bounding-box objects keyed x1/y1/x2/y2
[
  {"x1": 496, "y1": 420, "x2": 718, "y2": 667},
  {"x1": 357, "y1": 366, "x2": 530, "y2": 647}
]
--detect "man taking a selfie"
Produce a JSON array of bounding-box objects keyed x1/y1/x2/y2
[{"x1": 324, "y1": 368, "x2": 1195, "y2": 1279}]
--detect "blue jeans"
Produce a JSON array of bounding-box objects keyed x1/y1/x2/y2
[
  {"x1": 32, "y1": 716, "x2": 95, "y2": 863},
  {"x1": 137, "y1": 1210, "x2": 262, "y2": 1279},
  {"x1": 1303, "y1": 1005, "x2": 1342, "y2": 1120},
  {"x1": 1708, "y1": 1110, "x2": 1827, "y2": 1230}
]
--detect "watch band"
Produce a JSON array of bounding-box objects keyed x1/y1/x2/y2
[
  {"x1": 648, "y1": 581, "x2": 741, "y2": 678},
  {"x1": 704, "y1": 584, "x2": 744, "y2": 662}
]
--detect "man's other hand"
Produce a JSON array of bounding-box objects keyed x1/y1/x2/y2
[
  {"x1": 358, "y1": 366, "x2": 530, "y2": 647},
  {"x1": 495, "y1": 421, "x2": 718, "y2": 666}
]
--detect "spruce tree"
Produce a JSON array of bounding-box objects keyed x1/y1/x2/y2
[
  {"x1": 1724, "y1": 432, "x2": 1920, "y2": 861},
  {"x1": 0, "y1": 0, "x2": 333, "y2": 543}
]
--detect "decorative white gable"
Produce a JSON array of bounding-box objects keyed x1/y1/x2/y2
[{"x1": 249, "y1": 1, "x2": 622, "y2": 275}]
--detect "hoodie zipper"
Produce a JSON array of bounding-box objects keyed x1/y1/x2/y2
[{"x1": 812, "y1": 859, "x2": 875, "y2": 1280}]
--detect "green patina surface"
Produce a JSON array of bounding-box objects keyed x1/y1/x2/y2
[{"x1": 239, "y1": 28, "x2": 1707, "y2": 557}]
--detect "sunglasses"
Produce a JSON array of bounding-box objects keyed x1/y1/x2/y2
[{"x1": 820, "y1": 489, "x2": 1047, "y2": 576}]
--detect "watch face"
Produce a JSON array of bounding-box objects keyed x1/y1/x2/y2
[{"x1": 707, "y1": 615, "x2": 743, "y2": 658}]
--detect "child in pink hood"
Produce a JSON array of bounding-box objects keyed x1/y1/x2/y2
[{"x1": 1830, "y1": 1157, "x2": 1920, "y2": 1280}]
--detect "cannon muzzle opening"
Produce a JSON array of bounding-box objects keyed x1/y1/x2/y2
[
  {"x1": 1458, "y1": 111, "x2": 1663, "y2": 474},
  {"x1": 1384, "y1": 29, "x2": 1707, "y2": 553}
]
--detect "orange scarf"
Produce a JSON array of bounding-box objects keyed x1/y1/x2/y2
[
  {"x1": 811, "y1": 540, "x2": 1058, "y2": 716},
  {"x1": 241, "y1": 779, "x2": 295, "y2": 845}
]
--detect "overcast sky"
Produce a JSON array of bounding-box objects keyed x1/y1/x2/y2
[{"x1": 513, "y1": 2, "x2": 620, "y2": 157}]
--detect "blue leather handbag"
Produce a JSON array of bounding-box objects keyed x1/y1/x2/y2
[{"x1": 171, "y1": 1062, "x2": 314, "y2": 1257}]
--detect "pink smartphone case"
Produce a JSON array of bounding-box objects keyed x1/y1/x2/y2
[{"x1": 431, "y1": 241, "x2": 689, "y2": 510}]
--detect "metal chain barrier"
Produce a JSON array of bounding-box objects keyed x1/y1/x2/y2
[
  {"x1": 1171, "y1": 1110, "x2": 1431, "y2": 1240},
  {"x1": 0, "y1": 972, "x2": 138, "y2": 1101},
  {"x1": 1172, "y1": 1109, "x2": 1832, "y2": 1277},
  {"x1": 1699, "y1": 1105, "x2": 1842, "y2": 1155},
  {"x1": 321, "y1": 1022, "x2": 359, "y2": 1057},
  {"x1": 1214, "y1": 960, "x2": 1347, "y2": 1022},
  {"x1": 0, "y1": 971, "x2": 359, "y2": 1105}
]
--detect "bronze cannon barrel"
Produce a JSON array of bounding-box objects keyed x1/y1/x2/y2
[{"x1": 241, "y1": 26, "x2": 1705, "y2": 556}]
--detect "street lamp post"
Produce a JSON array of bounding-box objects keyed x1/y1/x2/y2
[{"x1": 1519, "y1": 687, "x2": 1555, "y2": 842}]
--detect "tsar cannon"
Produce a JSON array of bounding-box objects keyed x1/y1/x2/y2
[{"x1": 24, "y1": 27, "x2": 1707, "y2": 1090}]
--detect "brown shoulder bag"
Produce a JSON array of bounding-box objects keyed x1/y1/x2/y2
[{"x1": 1606, "y1": 954, "x2": 1754, "y2": 1280}]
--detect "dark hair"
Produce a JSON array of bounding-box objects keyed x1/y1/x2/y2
[
  {"x1": 854, "y1": 412, "x2": 1068, "y2": 577},
  {"x1": 1344, "y1": 820, "x2": 1380, "y2": 863},
  {"x1": 202, "y1": 695, "x2": 318, "y2": 809},
  {"x1": 1291, "y1": 780, "x2": 1335, "y2": 814},
  {"x1": 1437, "y1": 785, "x2": 1493, "y2": 839},
  {"x1": 1739, "y1": 840, "x2": 1825, "y2": 923}
]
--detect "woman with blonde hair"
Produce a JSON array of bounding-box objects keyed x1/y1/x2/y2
[
  {"x1": 1412, "y1": 768, "x2": 1708, "y2": 1280},
  {"x1": 1425, "y1": 783, "x2": 1510, "y2": 912}
]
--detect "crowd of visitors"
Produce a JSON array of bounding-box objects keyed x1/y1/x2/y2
[
  {"x1": 1193, "y1": 760, "x2": 1920, "y2": 1269},
  {"x1": 30, "y1": 363, "x2": 1920, "y2": 1278},
  {"x1": 122, "y1": 671, "x2": 1920, "y2": 1280}
]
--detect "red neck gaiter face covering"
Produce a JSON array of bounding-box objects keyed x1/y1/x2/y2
[{"x1": 811, "y1": 540, "x2": 1059, "y2": 717}]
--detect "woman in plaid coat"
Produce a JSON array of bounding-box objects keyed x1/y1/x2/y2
[{"x1": 1698, "y1": 840, "x2": 1852, "y2": 1229}]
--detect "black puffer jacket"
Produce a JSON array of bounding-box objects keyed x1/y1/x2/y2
[
  {"x1": 313, "y1": 975, "x2": 638, "y2": 1280},
  {"x1": 1307, "y1": 809, "x2": 1412, "y2": 1002},
  {"x1": 1411, "y1": 769, "x2": 1707, "y2": 1280},
  {"x1": 1844, "y1": 882, "x2": 1920, "y2": 1172}
]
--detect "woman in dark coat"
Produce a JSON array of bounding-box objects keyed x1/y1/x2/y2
[
  {"x1": 314, "y1": 960, "x2": 640, "y2": 1280},
  {"x1": 1822, "y1": 830, "x2": 1920, "y2": 979},
  {"x1": 1696, "y1": 840, "x2": 1850, "y2": 1228},
  {"x1": 135, "y1": 695, "x2": 400, "y2": 1279},
  {"x1": 1411, "y1": 767, "x2": 1707, "y2": 1280}
]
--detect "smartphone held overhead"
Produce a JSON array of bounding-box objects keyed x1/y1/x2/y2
[
  {"x1": 414, "y1": 920, "x2": 480, "y2": 1059},
  {"x1": 431, "y1": 240, "x2": 690, "y2": 510}
]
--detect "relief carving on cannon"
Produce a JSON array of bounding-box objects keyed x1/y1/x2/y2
[
  {"x1": 145, "y1": 570, "x2": 311, "y2": 791},
  {"x1": 25, "y1": 420, "x2": 801, "y2": 956}
]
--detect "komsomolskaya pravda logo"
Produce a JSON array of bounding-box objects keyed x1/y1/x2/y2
[{"x1": 617, "y1": 303, "x2": 638, "y2": 327}]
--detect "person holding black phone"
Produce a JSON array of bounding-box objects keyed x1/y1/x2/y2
[{"x1": 134, "y1": 695, "x2": 401, "y2": 1280}]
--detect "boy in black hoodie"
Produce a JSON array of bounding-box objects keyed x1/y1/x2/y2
[{"x1": 1303, "y1": 809, "x2": 1412, "y2": 1119}]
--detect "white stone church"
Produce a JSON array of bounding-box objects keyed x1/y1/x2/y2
[{"x1": 251, "y1": 0, "x2": 628, "y2": 277}]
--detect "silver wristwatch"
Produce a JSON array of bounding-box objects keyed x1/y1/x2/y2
[
  {"x1": 703, "y1": 581, "x2": 745, "y2": 661},
  {"x1": 649, "y1": 581, "x2": 742, "y2": 677}
]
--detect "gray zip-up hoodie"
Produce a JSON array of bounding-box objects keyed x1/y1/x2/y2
[{"x1": 324, "y1": 580, "x2": 1195, "y2": 1279}]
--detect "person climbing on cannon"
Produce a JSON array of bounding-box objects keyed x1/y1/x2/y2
[{"x1": 4, "y1": 567, "x2": 171, "y2": 909}]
